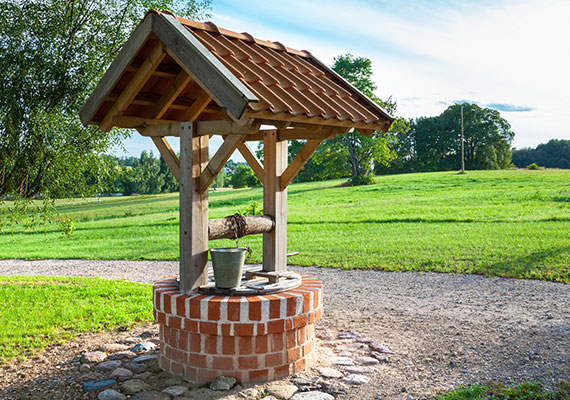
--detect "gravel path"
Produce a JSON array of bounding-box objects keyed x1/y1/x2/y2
[{"x1": 1, "y1": 259, "x2": 569, "y2": 398}]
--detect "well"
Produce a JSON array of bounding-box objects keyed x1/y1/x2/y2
[{"x1": 80, "y1": 9, "x2": 393, "y2": 384}]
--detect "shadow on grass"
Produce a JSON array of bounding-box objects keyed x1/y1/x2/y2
[{"x1": 288, "y1": 217, "x2": 570, "y2": 225}]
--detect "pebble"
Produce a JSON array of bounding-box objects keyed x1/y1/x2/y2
[
  {"x1": 338, "y1": 332, "x2": 361, "y2": 339},
  {"x1": 110, "y1": 367, "x2": 133, "y2": 379},
  {"x1": 78, "y1": 372, "x2": 104, "y2": 382},
  {"x1": 121, "y1": 379, "x2": 152, "y2": 394},
  {"x1": 98, "y1": 343, "x2": 129, "y2": 353},
  {"x1": 163, "y1": 376, "x2": 184, "y2": 386},
  {"x1": 98, "y1": 389, "x2": 127, "y2": 400},
  {"x1": 184, "y1": 388, "x2": 217, "y2": 399},
  {"x1": 331, "y1": 357, "x2": 354, "y2": 366},
  {"x1": 371, "y1": 351, "x2": 390, "y2": 362},
  {"x1": 356, "y1": 337, "x2": 374, "y2": 344},
  {"x1": 134, "y1": 372, "x2": 153, "y2": 380},
  {"x1": 133, "y1": 354, "x2": 157, "y2": 363},
  {"x1": 84, "y1": 378, "x2": 117, "y2": 391},
  {"x1": 357, "y1": 356, "x2": 380, "y2": 365},
  {"x1": 119, "y1": 337, "x2": 141, "y2": 345},
  {"x1": 96, "y1": 360, "x2": 122, "y2": 370},
  {"x1": 321, "y1": 380, "x2": 349, "y2": 395},
  {"x1": 342, "y1": 374, "x2": 369, "y2": 385},
  {"x1": 318, "y1": 367, "x2": 344, "y2": 379},
  {"x1": 238, "y1": 388, "x2": 260, "y2": 398},
  {"x1": 369, "y1": 343, "x2": 394, "y2": 354},
  {"x1": 79, "y1": 364, "x2": 92, "y2": 372},
  {"x1": 267, "y1": 382, "x2": 298, "y2": 399},
  {"x1": 130, "y1": 392, "x2": 170, "y2": 400},
  {"x1": 345, "y1": 365, "x2": 376, "y2": 374},
  {"x1": 162, "y1": 385, "x2": 188, "y2": 396},
  {"x1": 260, "y1": 396, "x2": 279, "y2": 400},
  {"x1": 290, "y1": 391, "x2": 334, "y2": 400},
  {"x1": 210, "y1": 376, "x2": 236, "y2": 391},
  {"x1": 81, "y1": 351, "x2": 108, "y2": 363},
  {"x1": 131, "y1": 341, "x2": 156, "y2": 353},
  {"x1": 123, "y1": 361, "x2": 149, "y2": 373},
  {"x1": 109, "y1": 351, "x2": 136, "y2": 360}
]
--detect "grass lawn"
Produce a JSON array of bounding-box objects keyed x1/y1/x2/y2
[
  {"x1": 1, "y1": 169, "x2": 569, "y2": 283},
  {"x1": 436, "y1": 381, "x2": 570, "y2": 400},
  {"x1": 0, "y1": 276, "x2": 152, "y2": 363}
]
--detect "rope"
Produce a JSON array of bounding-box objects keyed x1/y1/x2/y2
[{"x1": 226, "y1": 213, "x2": 248, "y2": 239}]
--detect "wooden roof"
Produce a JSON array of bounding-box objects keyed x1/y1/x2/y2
[{"x1": 80, "y1": 10, "x2": 394, "y2": 134}]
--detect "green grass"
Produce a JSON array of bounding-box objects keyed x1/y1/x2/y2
[
  {"x1": 1, "y1": 169, "x2": 570, "y2": 283},
  {"x1": 435, "y1": 381, "x2": 570, "y2": 399},
  {"x1": 0, "y1": 276, "x2": 152, "y2": 363}
]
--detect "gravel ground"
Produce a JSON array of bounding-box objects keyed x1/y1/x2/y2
[{"x1": 1, "y1": 259, "x2": 569, "y2": 399}]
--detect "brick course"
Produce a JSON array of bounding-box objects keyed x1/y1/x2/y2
[{"x1": 153, "y1": 275, "x2": 323, "y2": 383}]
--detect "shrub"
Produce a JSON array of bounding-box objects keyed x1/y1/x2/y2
[{"x1": 526, "y1": 162, "x2": 544, "y2": 170}]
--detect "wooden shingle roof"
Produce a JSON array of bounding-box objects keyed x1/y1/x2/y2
[{"x1": 80, "y1": 10, "x2": 393, "y2": 134}]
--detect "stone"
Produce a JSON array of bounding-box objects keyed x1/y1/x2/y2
[
  {"x1": 110, "y1": 368, "x2": 133, "y2": 379},
  {"x1": 123, "y1": 361, "x2": 149, "y2": 373},
  {"x1": 290, "y1": 378, "x2": 321, "y2": 392},
  {"x1": 345, "y1": 366, "x2": 375, "y2": 374},
  {"x1": 331, "y1": 357, "x2": 354, "y2": 366},
  {"x1": 369, "y1": 343, "x2": 394, "y2": 354},
  {"x1": 119, "y1": 337, "x2": 141, "y2": 345},
  {"x1": 337, "y1": 332, "x2": 360, "y2": 339},
  {"x1": 81, "y1": 351, "x2": 108, "y2": 363},
  {"x1": 139, "y1": 330, "x2": 156, "y2": 339},
  {"x1": 290, "y1": 392, "x2": 334, "y2": 400},
  {"x1": 267, "y1": 382, "x2": 298, "y2": 399},
  {"x1": 131, "y1": 341, "x2": 156, "y2": 353},
  {"x1": 184, "y1": 388, "x2": 218, "y2": 399},
  {"x1": 78, "y1": 372, "x2": 104, "y2": 382},
  {"x1": 315, "y1": 331, "x2": 333, "y2": 340},
  {"x1": 321, "y1": 380, "x2": 349, "y2": 395},
  {"x1": 237, "y1": 388, "x2": 259, "y2": 399},
  {"x1": 342, "y1": 374, "x2": 369, "y2": 385},
  {"x1": 98, "y1": 343, "x2": 129, "y2": 353},
  {"x1": 133, "y1": 354, "x2": 157, "y2": 363},
  {"x1": 356, "y1": 337, "x2": 374, "y2": 344},
  {"x1": 96, "y1": 360, "x2": 122, "y2": 371},
  {"x1": 79, "y1": 363, "x2": 92, "y2": 372},
  {"x1": 133, "y1": 372, "x2": 153, "y2": 380},
  {"x1": 98, "y1": 389, "x2": 127, "y2": 400},
  {"x1": 162, "y1": 385, "x2": 189, "y2": 396},
  {"x1": 121, "y1": 379, "x2": 152, "y2": 394},
  {"x1": 259, "y1": 397, "x2": 278, "y2": 400},
  {"x1": 371, "y1": 351, "x2": 390, "y2": 362},
  {"x1": 210, "y1": 376, "x2": 236, "y2": 391},
  {"x1": 84, "y1": 379, "x2": 117, "y2": 392},
  {"x1": 130, "y1": 392, "x2": 170, "y2": 400},
  {"x1": 357, "y1": 356, "x2": 380, "y2": 365},
  {"x1": 318, "y1": 367, "x2": 344, "y2": 379},
  {"x1": 109, "y1": 351, "x2": 136, "y2": 360}
]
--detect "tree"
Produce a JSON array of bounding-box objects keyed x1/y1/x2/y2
[
  {"x1": 0, "y1": 0, "x2": 211, "y2": 198},
  {"x1": 512, "y1": 139, "x2": 570, "y2": 169},
  {"x1": 327, "y1": 54, "x2": 400, "y2": 185},
  {"x1": 230, "y1": 165, "x2": 260, "y2": 188}
]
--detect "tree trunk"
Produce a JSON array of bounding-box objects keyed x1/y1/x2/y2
[{"x1": 209, "y1": 215, "x2": 274, "y2": 240}]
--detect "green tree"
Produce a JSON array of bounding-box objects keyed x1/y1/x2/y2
[
  {"x1": 230, "y1": 165, "x2": 260, "y2": 188},
  {"x1": 512, "y1": 139, "x2": 570, "y2": 169},
  {"x1": 0, "y1": 0, "x2": 210, "y2": 198}
]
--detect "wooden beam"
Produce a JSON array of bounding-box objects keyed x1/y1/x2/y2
[
  {"x1": 244, "y1": 128, "x2": 344, "y2": 141},
  {"x1": 138, "y1": 122, "x2": 181, "y2": 137},
  {"x1": 199, "y1": 134, "x2": 245, "y2": 193},
  {"x1": 243, "y1": 110, "x2": 388, "y2": 132},
  {"x1": 196, "y1": 120, "x2": 255, "y2": 136},
  {"x1": 263, "y1": 130, "x2": 288, "y2": 272},
  {"x1": 179, "y1": 122, "x2": 209, "y2": 293},
  {"x1": 280, "y1": 139, "x2": 323, "y2": 190},
  {"x1": 112, "y1": 115, "x2": 178, "y2": 129},
  {"x1": 181, "y1": 91, "x2": 211, "y2": 121},
  {"x1": 99, "y1": 42, "x2": 166, "y2": 132},
  {"x1": 148, "y1": 70, "x2": 192, "y2": 119},
  {"x1": 237, "y1": 142, "x2": 264, "y2": 185},
  {"x1": 150, "y1": 136, "x2": 180, "y2": 181}
]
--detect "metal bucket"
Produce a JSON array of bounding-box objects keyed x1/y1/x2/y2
[{"x1": 210, "y1": 247, "x2": 248, "y2": 289}]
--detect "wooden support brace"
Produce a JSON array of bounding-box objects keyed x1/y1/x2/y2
[
  {"x1": 100, "y1": 42, "x2": 166, "y2": 132},
  {"x1": 280, "y1": 139, "x2": 323, "y2": 190},
  {"x1": 237, "y1": 142, "x2": 264, "y2": 185},
  {"x1": 148, "y1": 70, "x2": 192, "y2": 119},
  {"x1": 150, "y1": 136, "x2": 180, "y2": 181},
  {"x1": 182, "y1": 91, "x2": 211, "y2": 121},
  {"x1": 199, "y1": 134, "x2": 245, "y2": 193}
]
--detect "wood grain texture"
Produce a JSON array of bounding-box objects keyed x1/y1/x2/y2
[{"x1": 208, "y1": 215, "x2": 274, "y2": 240}]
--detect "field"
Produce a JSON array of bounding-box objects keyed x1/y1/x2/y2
[{"x1": 1, "y1": 169, "x2": 569, "y2": 283}]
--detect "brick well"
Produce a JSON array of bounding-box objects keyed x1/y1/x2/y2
[{"x1": 153, "y1": 275, "x2": 323, "y2": 383}]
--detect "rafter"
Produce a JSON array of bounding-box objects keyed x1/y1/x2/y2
[
  {"x1": 181, "y1": 91, "x2": 211, "y2": 121},
  {"x1": 148, "y1": 70, "x2": 192, "y2": 119},
  {"x1": 237, "y1": 142, "x2": 264, "y2": 184},
  {"x1": 199, "y1": 134, "x2": 246, "y2": 193},
  {"x1": 280, "y1": 139, "x2": 323, "y2": 190},
  {"x1": 100, "y1": 42, "x2": 166, "y2": 132}
]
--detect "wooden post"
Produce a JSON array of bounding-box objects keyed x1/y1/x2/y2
[
  {"x1": 263, "y1": 130, "x2": 288, "y2": 272},
  {"x1": 179, "y1": 122, "x2": 209, "y2": 293}
]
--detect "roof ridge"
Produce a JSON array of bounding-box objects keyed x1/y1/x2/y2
[{"x1": 149, "y1": 10, "x2": 311, "y2": 58}]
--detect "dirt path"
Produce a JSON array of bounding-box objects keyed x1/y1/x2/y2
[{"x1": 1, "y1": 259, "x2": 568, "y2": 399}]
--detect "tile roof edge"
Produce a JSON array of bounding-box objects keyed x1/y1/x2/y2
[
  {"x1": 305, "y1": 52, "x2": 395, "y2": 123},
  {"x1": 148, "y1": 9, "x2": 311, "y2": 58}
]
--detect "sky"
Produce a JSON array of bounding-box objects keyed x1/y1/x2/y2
[{"x1": 112, "y1": 0, "x2": 570, "y2": 159}]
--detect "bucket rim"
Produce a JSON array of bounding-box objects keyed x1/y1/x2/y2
[{"x1": 210, "y1": 247, "x2": 249, "y2": 253}]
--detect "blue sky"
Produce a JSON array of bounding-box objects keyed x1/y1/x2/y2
[{"x1": 114, "y1": 0, "x2": 570, "y2": 159}]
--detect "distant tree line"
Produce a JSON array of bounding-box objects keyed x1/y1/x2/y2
[{"x1": 512, "y1": 139, "x2": 570, "y2": 169}]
